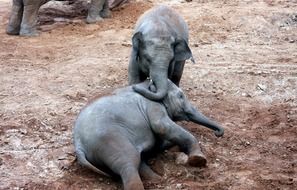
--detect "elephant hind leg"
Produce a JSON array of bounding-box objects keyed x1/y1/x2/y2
[
  {"x1": 139, "y1": 161, "x2": 161, "y2": 182},
  {"x1": 19, "y1": 4, "x2": 40, "y2": 36},
  {"x1": 120, "y1": 165, "x2": 144, "y2": 190},
  {"x1": 86, "y1": 0, "x2": 105, "y2": 24},
  {"x1": 6, "y1": 1, "x2": 24, "y2": 35},
  {"x1": 98, "y1": 135, "x2": 144, "y2": 190}
]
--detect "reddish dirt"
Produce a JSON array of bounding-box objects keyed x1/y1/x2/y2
[{"x1": 0, "y1": 0, "x2": 296, "y2": 189}]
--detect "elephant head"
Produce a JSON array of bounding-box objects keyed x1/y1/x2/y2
[
  {"x1": 130, "y1": 32, "x2": 194, "y2": 101},
  {"x1": 163, "y1": 80, "x2": 224, "y2": 137}
]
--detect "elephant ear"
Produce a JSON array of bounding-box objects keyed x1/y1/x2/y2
[
  {"x1": 174, "y1": 38, "x2": 195, "y2": 63},
  {"x1": 132, "y1": 32, "x2": 143, "y2": 54}
]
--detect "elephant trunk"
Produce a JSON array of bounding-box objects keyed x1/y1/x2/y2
[
  {"x1": 132, "y1": 67, "x2": 169, "y2": 101},
  {"x1": 186, "y1": 105, "x2": 224, "y2": 137}
]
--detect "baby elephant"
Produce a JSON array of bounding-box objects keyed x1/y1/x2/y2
[
  {"x1": 6, "y1": 0, "x2": 110, "y2": 36},
  {"x1": 74, "y1": 80, "x2": 224, "y2": 190}
]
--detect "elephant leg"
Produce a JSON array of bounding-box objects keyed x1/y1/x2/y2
[
  {"x1": 86, "y1": 0, "x2": 105, "y2": 24},
  {"x1": 100, "y1": 0, "x2": 111, "y2": 18},
  {"x1": 6, "y1": 0, "x2": 23, "y2": 35},
  {"x1": 187, "y1": 143, "x2": 207, "y2": 167},
  {"x1": 97, "y1": 135, "x2": 144, "y2": 190},
  {"x1": 139, "y1": 161, "x2": 161, "y2": 182},
  {"x1": 171, "y1": 61, "x2": 185, "y2": 87},
  {"x1": 120, "y1": 164, "x2": 144, "y2": 190},
  {"x1": 150, "y1": 114, "x2": 207, "y2": 167},
  {"x1": 19, "y1": 4, "x2": 40, "y2": 36},
  {"x1": 158, "y1": 139, "x2": 174, "y2": 150},
  {"x1": 158, "y1": 140, "x2": 205, "y2": 166}
]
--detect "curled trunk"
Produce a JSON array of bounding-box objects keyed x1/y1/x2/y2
[{"x1": 132, "y1": 68, "x2": 169, "y2": 101}]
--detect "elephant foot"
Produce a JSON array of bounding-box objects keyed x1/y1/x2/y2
[
  {"x1": 139, "y1": 162, "x2": 161, "y2": 182},
  {"x1": 86, "y1": 15, "x2": 103, "y2": 24},
  {"x1": 6, "y1": 25, "x2": 20, "y2": 35},
  {"x1": 187, "y1": 144, "x2": 207, "y2": 167},
  {"x1": 100, "y1": 9, "x2": 112, "y2": 18},
  {"x1": 19, "y1": 27, "x2": 39, "y2": 37},
  {"x1": 188, "y1": 153, "x2": 207, "y2": 167},
  {"x1": 125, "y1": 180, "x2": 144, "y2": 190}
]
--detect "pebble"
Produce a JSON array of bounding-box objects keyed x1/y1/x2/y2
[
  {"x1": 176, "y1": 183, "x2": 183, "y2": 189},
  {"x1": 175, "y1": 152, "x2": 188, "y2": 165},
  {"x1": 257, "y1": 84, "x2": 267, "y2": 91},
  {"x1": 19, "y1": 128, "x2": 27, "y2": 135}
]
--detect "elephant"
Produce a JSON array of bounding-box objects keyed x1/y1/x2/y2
[
  {"x1": 73, "y1": 79, "x2": 224, "y2": 190},
  {"x1": 6, "y1": 0, "x2": 111, "y2": 36},
  {"x1": 128, "y1": 5, "x2": 195, "y2": 101}
]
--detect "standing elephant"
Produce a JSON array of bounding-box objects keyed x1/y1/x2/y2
[
  {"x1": 74, "y1": 80, "x2": 223, "y2": 190},
  {"x1": 6, "y1": 0, "x2": 111, "y2": 36},
  {"x1": 128, "y1": 5, "x2": 195, "y2": 101}
]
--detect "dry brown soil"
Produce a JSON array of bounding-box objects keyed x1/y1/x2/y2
[{"x1": 0, "y1": 0, "x2": 297, "y2": 189}]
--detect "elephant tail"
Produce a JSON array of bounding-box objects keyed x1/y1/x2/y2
[{"x1": 75, "y1": 147, "x2": 111, "y2": 177}]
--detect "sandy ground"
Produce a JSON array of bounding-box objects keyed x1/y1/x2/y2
[{"x1": 0, "y1": 0, "x2": 296, "y2": 189}]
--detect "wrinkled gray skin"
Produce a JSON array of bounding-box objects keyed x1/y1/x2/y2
[
  {"x1": 74, "y1": 80, "x2": 223, "y2": 190},
  {"x1": 128, "y1": 5, "x2": 195, "y2": 101},
  {"x1": 6, "y1": 0, "x2": 111, "y2": 36}
]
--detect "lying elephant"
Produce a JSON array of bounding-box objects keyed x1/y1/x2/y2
[
  {"x1": 74, "y1": 80, "x2": 224, "y2": 190},
  {"x1": 129, "y1": 5, "x2": 195, "y2": 101},
  {"x1": 6, "y1": 0, "x2": 112, "y2": 36}
]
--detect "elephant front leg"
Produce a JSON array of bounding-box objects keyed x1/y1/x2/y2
[
  {"x1": 19, "y1": 4, "x2": 40, "y2": 36},
  {"x1": 86, "y1": 0, "x2": 105, "y2": 24},
  {"x1": 170, "y1": 60, "x2": 185, "y2": 87},
  {"x1": 149, "y1": 110, "x2": 207, "y2": 167},
  {"x1": 6, "y1": 0, "x2": 23, "y2": 35}
]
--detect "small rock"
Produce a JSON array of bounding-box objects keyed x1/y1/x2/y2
[
  {"x1": 54, "y1": 17, "x2": 70, "y2": 22},
  {"x1": 19, "y1": 128, "x2": 27, "y2": 135},
  {"x1": 49, "y1": 112, "x2": 57, "y2": 116},
  {"x1": 256, "y1": 84, "x2": 267, "y2": 91},
  {"x1": 176, "y1": 183, "x2": 183, "y2": 189},
  {"x1": 175, "y1": 152, "x2": 188, "y2": 165},
  {"x1": 241, "y1": 92, "x2": 252, "y2": 97}
]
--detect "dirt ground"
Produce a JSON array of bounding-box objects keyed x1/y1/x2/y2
[{"x1": 0, "y1": 0, "x2": 296, "y2": 189}]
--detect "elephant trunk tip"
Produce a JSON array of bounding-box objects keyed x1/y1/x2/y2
[{"x1": 214, "y1": 127, "x2": 224, "y2": 137}]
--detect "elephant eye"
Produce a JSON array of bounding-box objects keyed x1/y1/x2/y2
[{"x1": 178, "y1": 92, "x2": 183, "y2": 99}]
